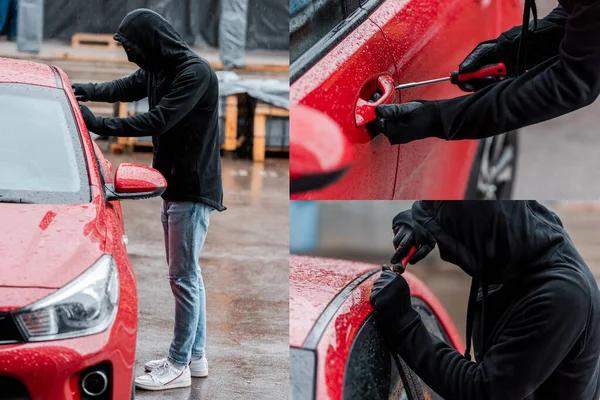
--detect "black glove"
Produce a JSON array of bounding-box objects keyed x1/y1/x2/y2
[
  {"x1": 457, "y1": 37, "x2": 514, "y2": 93},
  {"x1": 369, "y1": 101, "x2": 444, "y2": 145},
  {"x1": 72, "y1": 83, "x2": 95, "y2": 102},
  {"x1": 79, "y1": 105, "x2": 101, "y2": 133},
  {"x1": 370, "y1": 266, "x2": 420, "y2": 340},
  {"x1": 391, "y1": 210, "x2": 436, "y2": 268}
]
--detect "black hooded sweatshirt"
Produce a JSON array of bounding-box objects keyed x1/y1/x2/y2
[
  {"x1": 390, "y1": 201, "x2": 600, "y2": 399},
  {"x1": 86, "y1": 9, "x2": 225, "y2": 211},
  {"x1": 432, "y1": 0, "x2": 600, "y2": 140}
]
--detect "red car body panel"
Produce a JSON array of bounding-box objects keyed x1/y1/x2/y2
[
  {"x1": 290, "y1": 255, "x2": 464, "y2": 400},
  {"x1": 290, "y1": 0, "x2": 522, "y2": 199},
  {"x1": 291, "y1": 20, "x2": 401, "y2": 200},
  {"x1": 0, "y1": 58, "x2": 58, "y2": 87},
  {"x1": 115, "y1": 163, "x2": 168, "y2": 193},
  {"x1": 0, "y1": 205, "x2": 106, "y2": 295},
  {"x1": 290, "y1": 257, "x2": 377, "y2": 348},
  {"x1": 0, "y1": 58, "x2": 137, "y2": 399}
]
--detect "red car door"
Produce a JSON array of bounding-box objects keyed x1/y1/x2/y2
[
  {"x1": 367, "y1": 0, "x2": 507, "y2": 198},
  {"x1": 290, "y1": 0, "x2": 401, "y2": 199}
]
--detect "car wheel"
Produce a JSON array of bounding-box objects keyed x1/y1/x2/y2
[{"x1": 465, "y1": 131, "x2": 518, "y2": 200}]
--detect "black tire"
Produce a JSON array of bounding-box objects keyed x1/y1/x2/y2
[{"x1": 465, "y1": 130, "x2": 519, "y2": 200}]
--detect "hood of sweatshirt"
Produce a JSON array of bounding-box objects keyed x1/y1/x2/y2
[
  {"x1": 113, "y1": 8, "x2": 191, "y2": 73},
  {"x1": 410, "y1": 200, "x2": 567, "y2": 284}
]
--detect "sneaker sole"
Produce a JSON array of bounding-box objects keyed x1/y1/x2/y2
[
  {"x1": 144, "y1": 366, "x2": 208, "y2": 378},
  {"x1": 135, "y1": 379, "x2": 192, "y2": 391},
  {"x1": 191, "y1": 369, "x2": 208, "y2": 378}
]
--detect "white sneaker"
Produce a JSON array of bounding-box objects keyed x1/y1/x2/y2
[
  {"x1": 135, "y1": 360, "x2": 191, "y2": 391},
  {"x1": 145, "y1": 356, "x2": 208, "y2": 378}
]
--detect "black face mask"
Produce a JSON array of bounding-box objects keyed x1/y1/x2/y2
[{"x1": 123, "y1": 46, "x2": 160, "y2": 73}]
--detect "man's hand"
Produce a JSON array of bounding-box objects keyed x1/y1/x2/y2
[
  {"x1": 368, "y1": 102, "x2": 443, "y2": 145},
  {"x1": 391, "y1": 210, "x2": 436, "y2": 269},
  {"x1": 79, "y1": 105, "x2": 100, "y2": 133},
  {"x1": 370, "y1": 266, "x2": 420, "y2": 340},
  {"x1": 72, "y1": 83, "x2": 95, "y2": 102},
  {"x1": 457, "y1": 39, "x2": 513, "y2": 92}
]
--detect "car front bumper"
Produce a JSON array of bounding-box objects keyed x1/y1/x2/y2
[{"x1": 0, "y1": 306, "x2": 136, "y2": 400}]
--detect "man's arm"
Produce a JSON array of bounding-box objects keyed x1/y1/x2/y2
[
  {"x1": 500, "y1": 5, "x2": 569, "y2": 74},
  {"x1": 437, "y1": 0, "x2": 600, "y2": 140},
  {"x1": 391, "y1": 279, "x2": 589, "y2": 400},
  {"x1": 75, "y1": 69, "x2": 149, "y2": 103},
  {"x1": 92, "y1": 62, "x2": 212, "y2": 137}
]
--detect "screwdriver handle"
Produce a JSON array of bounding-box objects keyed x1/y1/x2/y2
[
  {"x1": 392, "y1": 246, "x2": 417, "y2": 274},
  {"x1": 450, "y1": 62, "x2": 506, "y2": 84}
]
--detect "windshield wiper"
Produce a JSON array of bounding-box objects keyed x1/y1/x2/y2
[{"x1": 0, "y1": 197, "x2": 34, "y2": 204}]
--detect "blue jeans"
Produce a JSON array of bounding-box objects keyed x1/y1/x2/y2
[
  {"x1": 161, "y1": 201, "x2": 212, "y2": 368},
  {"x1": 0, "y1": 0, "x2": 18, "y2": 39}
]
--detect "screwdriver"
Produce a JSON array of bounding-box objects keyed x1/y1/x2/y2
[
  {"x1": 392, "y1": 245, "x2": 417, "y2": 274},
  {"x1": 394, "y1": 63, "x2": 507, "y2": 91}
]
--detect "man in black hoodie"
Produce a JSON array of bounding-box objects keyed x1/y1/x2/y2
[
  {"x1": 73, "y1": 9, "x2": 225, "y2": 391},
  {"x1": 368, "y1": 0, "x2": 600, "y2": 144},
  {"x1": 370, "y1": 201, "x2": 600, "y2": 399}
]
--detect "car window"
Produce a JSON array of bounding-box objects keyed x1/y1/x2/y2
[
  {"x1": 0, "y1": 83, "x2": 90, "y2": 204},
  {"x1": 343, "y1": 298, "x2": 452, "y2": 400},
  {"x1": 290, "y1": 0, "x2": 345, "y2": 64},
  {"x1": 343, "y1": 314, "x2": 406, "y2": 399}
]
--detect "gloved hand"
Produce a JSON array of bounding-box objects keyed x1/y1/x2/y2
[
  {"x1": 457, "y1": 37, "x2": 514, "y2": 92},
  {"x1": 370, "y1": 266, "x2": 420, "y2": 340},
  {"x1": 80, "y1": 105, "x2": 101, "y2": 133},
  {"x1": 391, "y1": 210, "x2": 436, "y2": 268},
  {"x1": 368, "y1": 101, "x2": 444, "y2": 145},
  {"x1": 72, "y1": 83, "x2": 95, "y2": 102}
]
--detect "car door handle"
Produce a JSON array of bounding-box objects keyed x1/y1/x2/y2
[{"x1": 355, "y1": 75, "x2": 395, "y2": 127}]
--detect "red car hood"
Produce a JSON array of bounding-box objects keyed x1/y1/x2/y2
[
  {"x1": 289, "y1": 255, "x2": 378, "y2": 348},
  {"x1": 0, "y1": 203, "x2": 105, "y2": 294}
]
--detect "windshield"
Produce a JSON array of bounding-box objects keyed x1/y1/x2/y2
[{"x1": 0, "y1": 83, "x2": 90, "y2": 204}]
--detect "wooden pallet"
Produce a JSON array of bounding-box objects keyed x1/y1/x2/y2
[
  {"x1": 253, "y1": 103, "x2": 289, "y2": 162},
  {"x1": 71, "y1": 33, "x2": 121, "y2": 49}
]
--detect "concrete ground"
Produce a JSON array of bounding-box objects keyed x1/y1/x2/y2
[{"x1": 102, "y1": 149, "x2": 289, "y2": 399}]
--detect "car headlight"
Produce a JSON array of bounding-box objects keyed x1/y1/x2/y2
[{"x1": 13, "y1": 255, "x2": 119, "y2": 341}]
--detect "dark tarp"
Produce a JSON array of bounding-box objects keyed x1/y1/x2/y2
[{"x1": 42, "y1": 0, "x2": 288, "y2": 50}]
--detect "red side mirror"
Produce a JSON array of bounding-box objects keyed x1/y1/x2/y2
[
  {"x1": 290, "y1": 105, "x2": 355, "y2": 195},
  {"x1": 107, "y1": 163, "x2": 167, "y2": 200}
]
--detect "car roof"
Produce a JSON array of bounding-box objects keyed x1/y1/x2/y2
[
  {"x1": 0, "y1": 57, "x2": 60, "y2": 88},
  {"x1": 289, "y1": 255, "x2": 377, "y2": 348}
]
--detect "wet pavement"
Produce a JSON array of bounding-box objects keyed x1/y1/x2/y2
[{"x1": 103, "y1": 148, "x2": 289, "y2": 399}]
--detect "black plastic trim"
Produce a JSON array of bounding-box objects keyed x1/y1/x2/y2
[
  {"x1": 0, "y1": 313, "x2": 24, "y2": 345},
  {"x1": 303, "y1": 268, "x2": 378, "y2": 350},
  {"x1": 104, "y1": 184, "x2": 165, "y2": 201},
  {"x1": 290, "y1": 166, "x2": 350, "y2": 195},
  {"x1": 49, "y1": 66, "x2": 63, "y2": 89}
]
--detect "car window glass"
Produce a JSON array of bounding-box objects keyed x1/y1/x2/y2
[
  {"x1": 290, "y1": 0, "x2": 344, "y2": 64},
  {"x1": 343, "y1": 315, "x2": 406, "y2": 399},
  {"x1": 0, "y1": 83, "x2": 90, "y2": 204}
]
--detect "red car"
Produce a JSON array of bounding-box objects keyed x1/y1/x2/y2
[
  {"x1": 290, "y1": 255, "x2": 464, "y2": 399},
  {"x1": 290, "y1": 0, "x2": 522, "y2": 200},
  {"x1": 0, "y1": 58, "x2": 166, "y2": 400}
]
